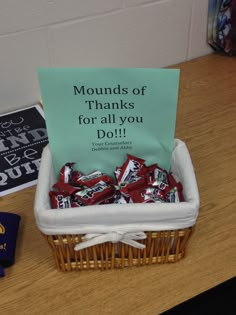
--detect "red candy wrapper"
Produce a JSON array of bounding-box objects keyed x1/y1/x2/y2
[
  {"x1": 150, "y1": 166, "x2": 169, "y2": 191},
  {"x1": 138, "y1": 163, "x2": 158, "y2": 178},
  {"x1": 53, "y1": 182, "x2": 79, "y2": 195},
  {"x1": 120, "y1": 176, "x2": 147, "y2": 196},
  {"x1": 165, "y1": 183, "x2": 184, "y2": 203},
  {"x1": 117, "y1": 154, "x2": 145, "y2": 184},
  {"x1": 71, "y1": 195, "x2": 85, "y2": 207},
  {"x1": 144, "y1": 187, "x2": 166, "y2": 202},
  {"x1": 59, "y1": 162, "x2": 75, "y2": 183},
  {"x1": 72, "y1": 170, "x2": 114, "y2": 188},
  {"x1": 49, "y1": 191, "x2": 71, "y2": 209},
  {"x1": 74, "y1": 180, "x2": 115, "y2": 205},
  {"x1": 50, "y1": 153, "x2": 185, "y2": 209},
  {"x1": 129, "y1": 190, "x2": 155, "y2": 203},
  {"x1": 99, "y1": 191, "x2": 129, "y2": 205}
]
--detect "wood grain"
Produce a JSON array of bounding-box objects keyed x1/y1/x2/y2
[{"x1": 1, "y1": 54, "x2": 236, "y2": 315}]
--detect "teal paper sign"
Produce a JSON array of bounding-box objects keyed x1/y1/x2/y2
[{"x1": 38, "y1": 68, "x2": 180, "y2": 177}]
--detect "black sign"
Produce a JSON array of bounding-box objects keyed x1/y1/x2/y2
[{"x1": 0, "y1": 105, "x2": 48, "y2": 196}]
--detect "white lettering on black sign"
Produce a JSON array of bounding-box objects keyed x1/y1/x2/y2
[{"x1": 0, "y1": 105, "x2": 48, "y2": 195}]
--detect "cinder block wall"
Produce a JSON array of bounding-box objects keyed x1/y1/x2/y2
[{"x1": 0, "y1": 0, "x2": 212, "y2": 113}]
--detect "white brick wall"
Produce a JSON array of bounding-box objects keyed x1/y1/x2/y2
[{"x1": 0, "y1": 0, "x2": 212, "y2": 112}]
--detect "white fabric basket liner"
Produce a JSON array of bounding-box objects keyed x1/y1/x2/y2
[{"x1": 34, "y1": 139, "x2": 200, "y2": 235}]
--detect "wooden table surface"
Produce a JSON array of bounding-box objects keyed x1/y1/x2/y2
[{"x1": 1, "y1": 54, "x2": 236, "y2": 315}]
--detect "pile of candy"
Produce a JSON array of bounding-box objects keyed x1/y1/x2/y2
[{"x1": 49, "y1": 154, "x2": 184, "y2": 209}]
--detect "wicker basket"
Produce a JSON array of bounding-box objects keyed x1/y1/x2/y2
[
  {"x1": 44, "y1": 228, "x2": 194, "y2": 271},
  {"x1": 34, "y1": 139, "x2": 199, "y2": 272}
]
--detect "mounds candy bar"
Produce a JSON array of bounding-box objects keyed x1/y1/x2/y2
[
  {"x1": 117, "y1": 154, "x2": 145, "y2": 184},
  {"x1": 129, "y1": 190, "x2": 155, "y2": 203},
  {"x1": 74, "y1": 180, "x2": 115, "y2": 205},
  {"x1": 71, "y1": 171, "x2": 83, "y2": 188},
  {"x1": 51, "y1": 154, "x2": 185, "y2": 208},
  {"x1": 138, "y1": 163, "x2": 158, "y2": 178},
  {"x1": 71, "y1": 195, "x2": 85, "y2": 207},
  {"x1": 120, "y1": 176, "x2": 147, "y2": 196},
  {"x1": 53, "y1": 181, "x2": 79, "y2": 195},
  {"x1": 150, "y1": 166, "x2": 169, "y2": 191},
  {"x1": 100, "y1": 191, "x2": 129, "y2": 205},
  {"x1": 49, "y1": 191, "x2": 71, "y2": 209},
  {"x1": 165, "y1": 173, "x2": 185, "y2": 202},
  {"x1": 144, "y1": 187, "x2": 166, "y2": 202},
  {"x1": 72, "y1": 170, "x2": 114, "y2": 188},
  {"x1": 59, "y1": 162, "x2": 75, "y2": 184},
  {"x1": 165, "y1": 182, "x2": 184, "y2": 203}
]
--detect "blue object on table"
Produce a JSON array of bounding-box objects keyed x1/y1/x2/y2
[
  {"x1": 0, "y1": 264, "x2": 5, "y2": 277},
  {"x1": 0, "y1": 212, "x2": 21, "y2": 277}
]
